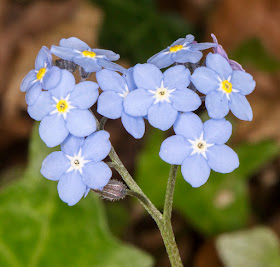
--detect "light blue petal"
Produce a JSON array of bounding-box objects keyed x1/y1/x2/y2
[
  {"x1": 66, "y1": 109, "x2": 96, "y2": 137},
  {"x1": 124, "y1": 67, "x2": 137, "y2": 90},
  {"x1": 20, "y1": 70, "x2": 37, "y2": 92},
  {"x1": 35, "y1": 46, "x2": 52, "y2": 70},
  {"x1": 230, "y1": 70, "x2": 256, "y2": 95},
  {"x1": 97, "y1": 91, "x2": 123, "y2": 119},
  {"x1": 57, "y1": 171, "x2": 86, "y2": 206},
  {"x1": 59, "y1": 37, "x2": 90, "y2": 51},
  {"x1": 96, "y1": 69, "x2": 126, "y2": 93},
  {"x1": 97, "y1": 59, "x2": 125, "y2": 73},
  {"x1": 39, "y1": 115, "x2": 69, "y2": 147},
  {"x1": 123, "y1": 89, "x2": 153, "y2": 117},
  {"x1": 147, "y1": 52, "x2": 174, "y2": 69},
  {"x1": 188, "y1": 42, "x2": 215, "y2": 51},
  {"x1": 121, "y1": 112, "x2": 145, "y2": 139},
  {"x1": 203, "y1": 119, "x2": 232, "y2": 145},
  {"x1": 171, "y1": 89, "x2": 201, "y2": 112},
  {"x1": 133, "y1": 63, "x2": 163, "y2": 90},
  {"x1": 163, "y1": 65, "x2": 191, "y2": 89},
  {"x1": 229, "y1": 93, "x2": 253, "y2": 121},
  {"x1": 61, "y1": 135, "x2": 84, "y2": 157},
  {"x1": 92, "y1": 48, "x2": 120, "y2": 61},
  {"x1": 183, "y1": 34, "x2": 195, "y2": 44},
  {"x1": 207, "y1": 145, "x2": 239, "y2": 173},
  {"x1": 42, "y1": 66, "x2": 62, "y2": 90},
  {"x1": 173, "y1": 50, "x2": 202, "y2": 64},
  {"x1": 181, "y1": 154, "x2": 211, "y2": 187},
  {"x1": 205, "y1": 91, "x2": 229, "y2": 119},
  {"x1": 27, "y1": 91, "x2": 53, "y2": 121},
  {"x1": 70, "y1": 81, "x2": 99, "y2": 109},
  {"x1": 147, "y1": 102, "x2": 178, "y2": 131},
  {"x1": 171, "y1": 37, "x2": 187, "y2": 46},
  {"x1": 82, "y1": 162, "x2": 112, "y2": 190},
  {"x1": 40, "y1": 151, "x2": 70, "y2": 181},
  {"x1": 73, "y1": 56, "x2": 101, "y2": 72},
  {"x1": 82, "y1": 130, "x2": 111, "y2": 162},
  {"x1": 25, "y1": 83, "x2": 42, "y2": 106},
  {"x1": 173, "y1": 112, "x2": 203, "y2": 139},
  {"x1": 50, "y1": 45, "x2": 76, "y2": 61},
  {"x1": 159, "y1": 135, "x2": 191, "y2": 165},
  {"x1": 206, "y1": 53, "x2": 232, "y2": 80},
  {"x1": 191, "y1": 67, "x2": 220, "y2": 94}
]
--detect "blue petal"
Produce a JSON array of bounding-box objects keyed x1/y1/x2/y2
[
  {"x1": 147, "y1": 102, "x2": 178, "y2": 131},
  {"x1": 96, "y1": 69, "x2": 126, "y2": 93},
  {"x1": 82, "y1": 162, "x2": 112, "y2": 190},
  {"x1": 25, "y1": 83, "x2": 42, "y2": 106},
  {"x1": 203, "y1": 119, "x2": 232, "y2": 145},
  {"x1": 97, "y1": 59, "x2": 125, "y2": 73},
  {"x1": 191, "y1": 67, "x2": 220, "y2": 94},
  {"x1": 42, "y1": 66, "x2": 62, "y2": 90},
  {"x1": 73, "y1": 56, "x2": 101, "y2": 72},
  {"x1": 231, "y1": 70, "x2": 256, "y2": 95},
  {"x1": 49, "y1": 70, "x2": 75, "y2": 99},
  {"x1": 66, "y1": 109, "x2": 96, "y2": 137},
  {"x1": 92, "y1": 48, "x2": 120, "y2": 61},
  {"x1": 188, "y1": 42, "x2": 215, "y2": 51},
  {"x1": 171, "y1": 89, "x2": 201, "y2": 112},
  {"x1": 27, "y1": 91, "x2": 53, "y2": 121},
  {"x1": 50, "y1": 45, "x2": 77, "y2": 61},
  {"x1": 133, "y1": 63, "x2": 163, "y2": 90},
  {"x1": 57, "y1": 171, "x2": 86, "y2": 206},
  {"x1": 123, "y1": 89, "x2": 153, "y2": 117},
  {"x1": 121, "y1": 112, "x2": 145, "y2": 139},
  {"x1": 39, "y1": 115, "x2": 69, "y2": 147},
  {"x1": 183, "y1": 34, "x2": 195, "y2": 44},
  {"x1": 35, "y1": 46, "x2": 52, "y2": 70},
  {"x1": 82, "y1": 130, "x2": 111, "y2": 162},
  {"x1": 147, "y1": 51, "x2": 174, "y2": 69},
  {"x1": 207, "y1": 145, "x2": 239, "y2": 173},
  {"x1": 173, "y1": 50, "x2": 202, "y2": 64},
  {"x1": 97, "y1": 91, "x2": 123, "y2": 119},
  {"x1": 59, "y1": 37, "x2": 90, "y2": 51},
  {"x1": 61, "y1": 135, "x2": 84, "y2": 156},
  {"x1": 70, "y1": 81, "x2": 99, "y2": 109},
  {"x1": 206, "y1": 53, "x2": 232, "y2": 80},
  {"x1": 205, "y1": 91, "x2": 229, "y2": 119},
  {"x1": 181, "y1": 154, "x2": 211, "y2": 187},
  {"x1": 20, "y1": 70, "x2": 37, "y2": 92},
  {"x1": 174, "y1": 112, "x2": 203, "y2": 139},
  {"x1": 229, "y1": 93, "x2": 253, "y2": 121},
  {"x1": 124, "y1": 67, "x2": 137, "y2": 90},
  {"x1": 40, "y1": 151, "x2": 70, "y2": 181},
  {"x1": 159, "y1": 135, "x2": 191, "y2": 165},
  {"x1": 171, "y1": 37, "x2": 187, "y2": 46},
  {"x1": 163, "y1": 65, "x2": 191, "y2": 89}
]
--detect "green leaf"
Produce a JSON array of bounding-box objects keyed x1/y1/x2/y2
[
  {"x1": 136, "y1": 129, "x2": 279, "y2": 235},
  {"x1": 216, "y1": 227, "x2": 280, "y2": 267},
  {"x1": 0, "y1": 123, "x2": 153, "y2": 267}
]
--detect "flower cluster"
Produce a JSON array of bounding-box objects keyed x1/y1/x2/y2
[{"x1": 21, "y1": 34, "x2": 255, "y2": 205}]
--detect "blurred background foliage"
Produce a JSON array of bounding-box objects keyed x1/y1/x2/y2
[{"x1": 0, "y1": 0, "x2": 279, "y2": 266}]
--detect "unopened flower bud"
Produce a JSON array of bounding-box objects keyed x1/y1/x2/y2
[
  {"x1": 79, "y1": 65, "x2": 91, "y2": 81},
  {"x1": 93, "y1": 180, "x2": 127, "y2": 201},
  {"x1": 55, "y1": 59, "x2": 77, "y2": 72}
]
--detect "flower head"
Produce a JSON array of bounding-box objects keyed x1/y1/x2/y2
[
  {"x1": 20, "y1": 46, "x2": 62, "y2": 105},
  {"x1": 41, "y1": 131, "x2": 112, "y2": 206},
  {"x1": 147, "y1": 34, "x2": 215, "y2": 69},
  {"x1": 123, "y1": 63, "x2": 201, "y2": 131},
  {"x1": 160, "y1": 112, "x2": 239, "y2": 187},
  {"x1": 191, "y1": 53, "x2": 256, "y2": 121},
  {"x1": 27, "y1": 70, "x2": 99, "y2": 147}
]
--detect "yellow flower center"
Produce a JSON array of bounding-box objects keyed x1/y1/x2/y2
[
  {"x1": 221, "y1": 80, "x2": 232, "y2": 93},
  {"x1": 82, "y1": 50, "x2": 96, "y2": 58},
  {"x1": 169, "y1": 45, "x2": 183, "y2": 53},
  {"x1": 56, "y1": 100, "x2": 69, "y2": 113},
  {"x1": 36, "y1": 68, "x2": 46, "y2": 81}
]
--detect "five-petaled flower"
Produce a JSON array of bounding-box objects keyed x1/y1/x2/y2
[
  {"x1": 160, "y1": 112, "x2": 239, "y2": 187},
  {"x1": 41, "y1": 132, "x2": 112, "y2": 206}
]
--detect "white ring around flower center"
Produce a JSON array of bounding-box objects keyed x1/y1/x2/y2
[
  {"x1": 148, "y1": 81, "x2": 176, "y2": 104},
  {"x1": 188, "y1": 133, "x2": 214, "y2": 159},
  {"x1": 66, "y1": 149, "x2": 90, "y2": 175}
]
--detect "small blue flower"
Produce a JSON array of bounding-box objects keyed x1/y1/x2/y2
[
  {"x1": 28, "y1": 70, "x2": 99, "y2": 147},
  {"x1": 96, "y1": 67, "x2": 145, "y2": 139},
  {"x1": 50, "y1": 37, "x2": 124, "y2": 73},
  {"x1": 191, "y1": 53, "x2": 256, "y2": 121},
  {"x1": 41, "y1": 131, "x2": 112, "y2": 206},
  {"x1": 123, "y1": 63, "x2": 201, "y2": 131},
  {"x1": 147, "y1": 34, "x2": 215, "y2": 69},
  {"x1": 20, "y1": 46, "x2": 62, "y2": 105},
  {"x1": 160, "y1": 112, "x2": 239, "y2": 187}
]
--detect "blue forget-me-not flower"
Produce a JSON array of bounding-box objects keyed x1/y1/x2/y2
[
  {"x1": 124, "y1": 63, "x2": 201, "y2": 131},
  {"x1": 160, "y1": 112, "x2": 239, "y2": 187},
  {"x1": 147, "y1": 34, "x2": 215, "y2": 69},
  {"x1": 28, "y1": 70, "x2": 99, "y2": 147},
  {"x1": 41, "y1": 131, "x2": 112, "y2": 206},
  {"x1": 20, "y1": 46, "x2": 62, "y2": 106},
  {"x1": 191, "y1": 53, "x2": 256, "y2": 121}
]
